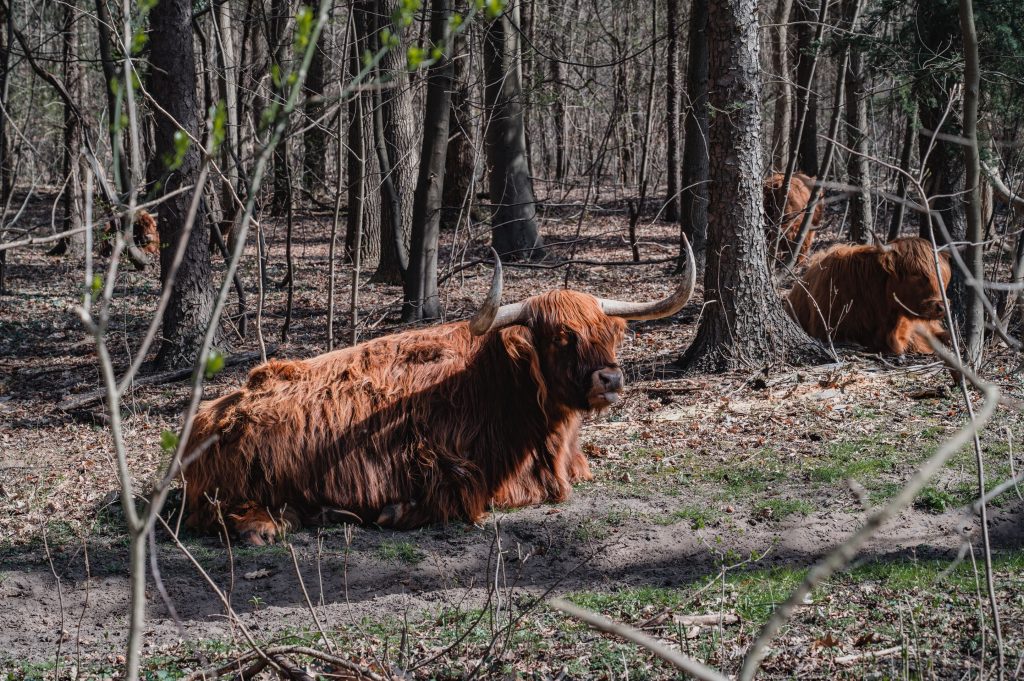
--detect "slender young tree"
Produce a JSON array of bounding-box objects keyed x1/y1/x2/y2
[
  {"x1": 770, "y1": 0, "x2": 793, "y2": 169},
  {"x1": 483, "y1": 3, "x2": 543, "y2": 260},
  {"x1": 664, "y1": 0, "x2": 681, "y2": 222},
  {"x1": 843, "y1": 0, "x2": 872, "y2": 243},
  {"x1": 792, "y1": 0, "x2": 819, "y2": 176},
  {"x1": 49, "y1": 0, "x2": 85, "y2": 256},
  {"x1": 442, "y1": 9, "x2": 476, "y2": 214},
  {"x1": 148, "y1": 0, "x2": 217, "y2": 368},
  {"x1": 679, "y1": 0, "x2": 709, "y2": 263},
  {"x1": 960, "y1": 0, "x2": 985, "y2": 365},
  {"x1": 403, "y1": 0, "x2": 453, "y2": 321},
  {"x1": 681, "y1": 0, "x2": 825, "y2": 371},
  {"x1": 301, "y1": 27, "x2": 327, "y2": 197}
]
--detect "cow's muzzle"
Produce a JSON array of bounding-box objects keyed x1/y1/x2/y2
[{"x1": 588, "y1": 367, "x2": 624, "y2": 408}]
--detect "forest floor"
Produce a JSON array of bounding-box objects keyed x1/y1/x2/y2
[{"x1": 1, "y1": 195, "x2": 1023, "y2": 679}]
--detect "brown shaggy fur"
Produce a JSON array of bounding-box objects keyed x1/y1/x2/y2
[
  {"x1": 764, "y1": 173, "x2": 824, "y2": 264},
  {"x1": 99, "y1": 210, "x2": 160, "y2": 256},
  {"x1": 787, "y1": 237, "x2": 952, "y2": 354},
  {"x1": 183, "y1": 290, "x2": 627, "y2": 544}
]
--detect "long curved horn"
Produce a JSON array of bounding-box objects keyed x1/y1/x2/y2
[
  {"x1": 468, "y1": 249, "x2": 504, "y2": 335},
  {"x1": 596, "y1": 233, "x2": 697, "y2": 320},
  {"x1": 468, "y1": 250, "x2": 531, "y2": 335}
]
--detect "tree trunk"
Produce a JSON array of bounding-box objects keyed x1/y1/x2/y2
[
  {"x1": 792, "y1": 0, "x2": 819, "y2": 177},
  {"x1": 843, "y1": 0, "x2": 872, "y2": 243},
  {"x1": 959, "y1": 0, "x2": 985, "y2": 365},
  {"x1": 269, "y1": 0, "x2": 291, "y2": 215},
  {"x1": 372, "y1": 0, "x2": 417, "y2": 284},
  {"x1": 345, "y1": 4, "x2": 381, "y2": 268},
  {"x1": 770, "y1": 0, "x2": 793, "y2": 170},
  {"x1": 0, "y1": 4, "x2": 10, "y2": 294},
  {"x1": 214, "y1": 0, "x2": 242, "y2": 251},
  {"x1": 403, "y1": 0, "x2": 452, "y2": 322},
  {"x1": 665, "y1": 0, "x2": 681, "y2": 222},
  {"x1": 301, "y1": 26, "x2": 328, "y2": 198},
  {"x1": 483, "y1": 4, "x2": 544, "y2": 260},
  {"x1": 887, "y1": 105, "x2": 916, "y2": 241},
  {"x1": 680, "y1": 0, "x2": 710, "y2": 264},
  {"x1": 442, "y1": 10, "x2": 476, "y2": 213},
  {"x1": 680, "y1": 0, "x2": 825, "y2": 371},
  {"x1": 148, "y1": 0, "x2": 216, "y2": 369},
  {"x1": 52, "y1": 0, "x2": 85, "y2": 256}
]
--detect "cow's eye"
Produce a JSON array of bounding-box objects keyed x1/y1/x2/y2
[{"x1": 556, "y1": 328, "x2": 577, "y2": 348}]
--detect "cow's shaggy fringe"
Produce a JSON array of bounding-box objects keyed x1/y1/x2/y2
[
  {"x1": 787, "y1": 237, "x2": 952, "y2": 354},
  {"x1": 183, "y1": 290, "x2": 626, "y2": 542}
]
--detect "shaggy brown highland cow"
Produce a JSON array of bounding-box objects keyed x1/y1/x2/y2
[
  {"x1": 787, "y1": 237, "x2": 952, "y2": 355},
  {"x1": 99, "y1": 210, "x2": 160, "y2": 256},
  {"x1": 184, "y1": 244, "x2": 696, "y2": 544},
  {"x1": 764, "y1": 172, "x2": 824, "y2": 264}
]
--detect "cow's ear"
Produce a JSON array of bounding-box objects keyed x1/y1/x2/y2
[{"x1": 880, "y1": 249, "x2": 898, "y2": 276}]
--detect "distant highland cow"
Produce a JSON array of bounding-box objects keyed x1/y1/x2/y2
[
  {"x1": 184, "y1": 244, "x2": 696, "y2": 544},
  {"x1": 787, "y1": 237, "x2": 952, "y2": 355},
  {"x1": 764, "y1": 172, "x2": 824, "y2": 265}
]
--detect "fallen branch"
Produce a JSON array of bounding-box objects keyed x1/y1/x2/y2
[
  {"x1": 834, "y1": 645, "x2": 904, "y2": 666},
  {"x1": 550, "y1": 598, "x2": 730, "y2": 681},
  {"x1": 56, "y1": 348, "x2": 275, "y2": 412}
]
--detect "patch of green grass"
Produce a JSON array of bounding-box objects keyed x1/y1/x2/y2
[
  {"x1": 652, "y1": 505, "x2": 718, "y2": 529},
  {"x1": 808, "y1": 438, "x2": 900, "y2": 484},
  {"x1": 752, "y1": 497, "x2": 813, "y2": 520},
  {"x1": 705, "y1": 463, "x2": 784, "y2": 496},
  {"x1": 915, "y1": 485, "x2": 958, "y2": 513},
  {"x1": 570, "y1": 505, "x2": 638, "y2": 542},
  {"x1": 377, "y1": 539, "x2": 424, "y2": 565}
]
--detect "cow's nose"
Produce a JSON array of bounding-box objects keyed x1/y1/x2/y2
[{"x1": 598, "y1": 368, "x2": 623, "y2": 392}]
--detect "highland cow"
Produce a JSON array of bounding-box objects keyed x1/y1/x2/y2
[
  {"x1": 99, "y1": 210, "x2": 160, "y2": 256},
  {"x1": 787, "y1": 237, "x2": 952, "y2": 354},
  {"x1": 183, "y1": 245, "x2": 696, "y2": 544},
  {"x1": 764, "y1": 172, "x2": 824, "y2": 265}
]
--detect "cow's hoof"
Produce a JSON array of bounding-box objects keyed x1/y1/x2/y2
[
  {"x1": 239, "y1": 526, "x2": 277, "y2": 546},
  {"x1": 376, "y1": 501, "x2": 416, "y2": 527}
]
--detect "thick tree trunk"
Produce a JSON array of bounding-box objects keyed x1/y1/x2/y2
[
  {"x1": 792, "y1": 0, "x2": 819, "y2": 177},
  {"x1": 403, "y1": 0, "x2": 452, "y2": 322},
  {"x1": 680, "y1": 0, "x2": 710, "y2": 264},
  {"x1": 148, "y1": 0, "x2": 216, "y2": 369},
  {"x1": 483, "y1": 4, "x2": 544, "y2": 260},
  {"x1": 843, "y1": 0, "x2": 872, "y2": 243},
  {"x1": 680, "y1": 0, "x2": 825, "y2": 371},
  {"x1": 372, "y1": 0, "x2": 417, "y2": 284},
  {"x1": 770, "y1": 0, "x2": 793, "y2": 170},
  {"x1": 665, "y1": 0, "x2": 681, "y2": 222}
]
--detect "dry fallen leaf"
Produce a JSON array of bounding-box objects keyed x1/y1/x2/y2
[
  {"x1": 813, "y1": 633, "x2": 841, "y2": 649},
  {"x1": 244, "y1": 568, "x2": 273, "y2": 580}
]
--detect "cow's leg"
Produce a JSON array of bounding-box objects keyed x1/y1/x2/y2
[
  {"x1": 567, "y1": 446, "x2": 593, "y2": 483},
  {"x1": 885, "y1": 319, "x2": 914, "y2": 355},
  {"x1": 226, "y1": 503, "x2": 299, "y2": 545}
]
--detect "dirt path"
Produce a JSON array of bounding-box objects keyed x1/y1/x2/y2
[{"x1": 3, "y1": 489, "x2": 1021, "y2": 665}]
